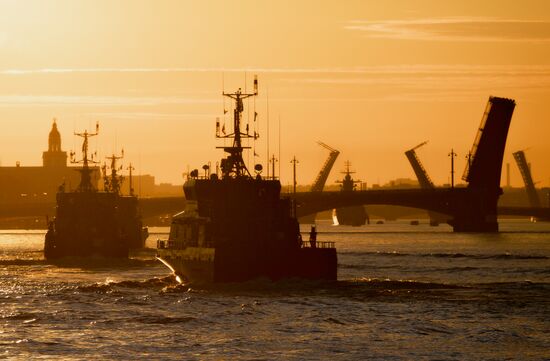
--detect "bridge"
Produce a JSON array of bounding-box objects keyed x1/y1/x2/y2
[
  {"x1": 292, "y1": 190, "x2": 550, "y2": 225},
  {"x1": 137, "y1": 192, "x2": 550, "y2": 226},
  {"x1": 0, "y1": 96, "x2": 538, "y2": 232},
  {"x1": 3, "y1": 193, "x2": 547, "y2": 227},
  {"x1": 296, "y1": 96, "x2": 518, "y2": 232}
]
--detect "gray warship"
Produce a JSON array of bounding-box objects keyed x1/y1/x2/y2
[
  {"x1": 44, "y1": 124, "x2": 145, "y2": 259},
  {"x1": 335, "y1": 161, "x2": 369, "y2": 226},
  {"x1": 157, "y1": 77, "x2": 337, "y2": 283}
]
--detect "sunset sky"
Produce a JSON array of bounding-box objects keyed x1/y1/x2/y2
[{"x1": 1, "y1": 0, "x2": 549, "y2": 188}]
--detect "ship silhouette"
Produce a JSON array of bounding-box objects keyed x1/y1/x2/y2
[
  {"x1": 334, "y1": 161, "x2": 369, "y2": 226},
  {"x1": 156, "y1": 77, "x2": 337, "y2": 283},
  {"x1": 44, "y1": 124, "x2": 145, "y2": 259}
]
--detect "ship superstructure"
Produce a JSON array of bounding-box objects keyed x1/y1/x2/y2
[
  {"x1": 334, "y1": 161, "x2": 368, "y2": 226},
  {"x1": 157, "y1": 78, "x2": 337, "y2": 283},
  {"x1": 44, "y1": 124, "x2": 144, "y2": 259}
]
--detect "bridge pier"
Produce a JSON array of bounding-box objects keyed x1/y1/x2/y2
[
  {"x1": 448, "y1": 190, "x2": 500, "y2": 232},
  {"x1": 450, "y1": 214, "x2": 498, "y2": 232}
]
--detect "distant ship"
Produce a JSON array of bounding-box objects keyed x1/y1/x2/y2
[
  {"x1": 334, "y1": 161, "x2": 369, "y2": 227},
  {"x1": 156, "y1": 77, "x2": 337, "y2": 283},
  {"x1": 44, "y1": 124, "x2": 145, "y2": 259}
]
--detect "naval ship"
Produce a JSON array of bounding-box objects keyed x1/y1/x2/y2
[
  {"x1": 334, "y1": 161, "x2": 369, "y2": 226},
  {"x1": 44, "y1": 124, "x2": 145, "y2": 259},
  {"x1": 157, "y1": 78, "x2": 337, "y2": 283}
]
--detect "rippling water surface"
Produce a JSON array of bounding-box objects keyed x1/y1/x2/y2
[{"x1": 1, "y1": 220, "x2": 549, "y2": 360}]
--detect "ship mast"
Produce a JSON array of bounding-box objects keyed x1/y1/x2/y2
[
  {"x1": 103, "y1": 150, "x2": 125, "y2": 194},
  {"x1": 343, "y1": 161, "x2": 353, "y2": 176},
  {"x1": 217, "y1": 76, "x2": 259, "y2": 179},
  {"x1": 127, "y1": 163, "x2": 135, "y2": 196},
  {"x1": 70, "y1": 122, "x2": 99, "y2": 192},
  {"x1": 336, "y1": 161, "x2": 361, "y2": 192}
]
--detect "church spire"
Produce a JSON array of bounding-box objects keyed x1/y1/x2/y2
[
  {"x1": 48, "y1": 118, "x2": 61, "y2": 152},
  {"x1": 43, "y1": 118, "x2": 67, "y2": 167}
]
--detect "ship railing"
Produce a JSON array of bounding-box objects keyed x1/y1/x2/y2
[{"x1": 301, "y1": 241, "x2": 335, "y2": 249}]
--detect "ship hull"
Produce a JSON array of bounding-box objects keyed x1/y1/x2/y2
[
  {"x1": 157, "y1": 246, "x2": 337, "y2": 284},
  {"x1": 157, "y1": 247, "x2": 215, "y2": 283},
  {"x1": 45, "y1": 231, "x2": 130, "y2": 259},
  {"x1": 44, "y1": 191, "x2": 143, "y2": 260},
  {"x1": 335, "y1": 206, "x2": 368, "y2": 227}
]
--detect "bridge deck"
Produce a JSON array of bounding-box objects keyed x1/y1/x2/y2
[{"x1": 3, "y1": 191, "x2": 549, "y2": 222}]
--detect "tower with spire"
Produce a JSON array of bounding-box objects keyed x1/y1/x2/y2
[{"x1": 42, "y1": 118, "x2": 68, "y2": 168}]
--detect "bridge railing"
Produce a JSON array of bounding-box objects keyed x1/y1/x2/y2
[{"x1": 301, "y1": 241, "x2": 335, "y2": 249}]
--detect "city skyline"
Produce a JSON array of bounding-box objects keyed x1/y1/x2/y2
[{"x1": 1, "y1": 0, "x2": 549, "y2": 186}]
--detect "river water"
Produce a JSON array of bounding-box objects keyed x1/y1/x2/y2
[{"x1": 1, "y1": 220, "x2": 549, "y2": 360}]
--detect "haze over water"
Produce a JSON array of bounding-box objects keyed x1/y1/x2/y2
[{"x1": 1, "y1": 221, "x2": 549, "y2": 360}]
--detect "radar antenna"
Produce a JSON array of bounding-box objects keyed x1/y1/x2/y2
[
  {"x1": 103, "y1": 149, "x2": 125, "y2": 194},
  {"x1": 216, "y1": 75, "x2": 259, "y2": 179},
  {"x1": 336, "y1": 161, "x2": 362, "y2": 191},
  {"x1": 70, "y1": 122, "x2": 99, "y2": 192}
]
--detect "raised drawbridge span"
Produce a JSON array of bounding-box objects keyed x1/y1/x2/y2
[
  {"x1": 404, "y1": 141, "x2": 447, "y2": 226},
  {"x1": 300, "y1": 142, "x2": 340, "y2": 223},
  {"x1": 295, "y1": 96, "x2": 516, "y2": 232},
  {"x1": 513, "y1": 150, "x2": 540, "y2": 208}
]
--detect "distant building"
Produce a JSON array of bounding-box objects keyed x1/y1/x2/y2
[
  {"x1": 42, "y1": 120, "x2": 68, "y2": 167},
  {"x1": 119, "y1": 174, "x2": 156, "y2": 197},
  {"x1": 0, "y1": 119, "x2": 182, "y2": 203},
  {"x1": 0, "y1": 119, "x2": 100, "y2": 203},
  {"x1": 119, "y1": 175, "x2": 181, "y2": 197},
  {"x1": 154, "y1": 182, "x2": 182, "y2": 197},
  {"x1": 100, "y1": 168, "x2": 182, "y2": 197},
  {"x1": 383, "y1": 178, "x2": 419, "y2": 189}
]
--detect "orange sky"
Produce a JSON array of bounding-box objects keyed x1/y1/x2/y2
[{"x1": 1, "y1": 0, "x2": 549, "y2": 187}]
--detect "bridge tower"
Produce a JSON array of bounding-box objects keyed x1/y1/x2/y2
[
  {"x1": 405, "y1": 141, "x2": 434, "y2": 189},
  {"x1": 454, "y1": 96, "x2": 516, "y2": 232},
  {"x1": 300, "y1": 142, "x2": 340, "y2": 223},
  {"x1": 311, "y1": 142, "x2": 340, "y2": 192},
  {"x1": 405, "y1": 141, "x2": 446, "y2": 226},
  {"x1": 513, "y1": 150, "x2": 540, "y2": 208}
]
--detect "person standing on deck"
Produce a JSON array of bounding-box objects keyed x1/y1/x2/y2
[{"x1": 309, "y1": 225, "x2": 317, "y2": 248}]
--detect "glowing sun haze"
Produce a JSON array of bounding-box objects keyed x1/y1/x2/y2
[{"x1": 1, "y1": 0, "x2": 549, "y2": 187}]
